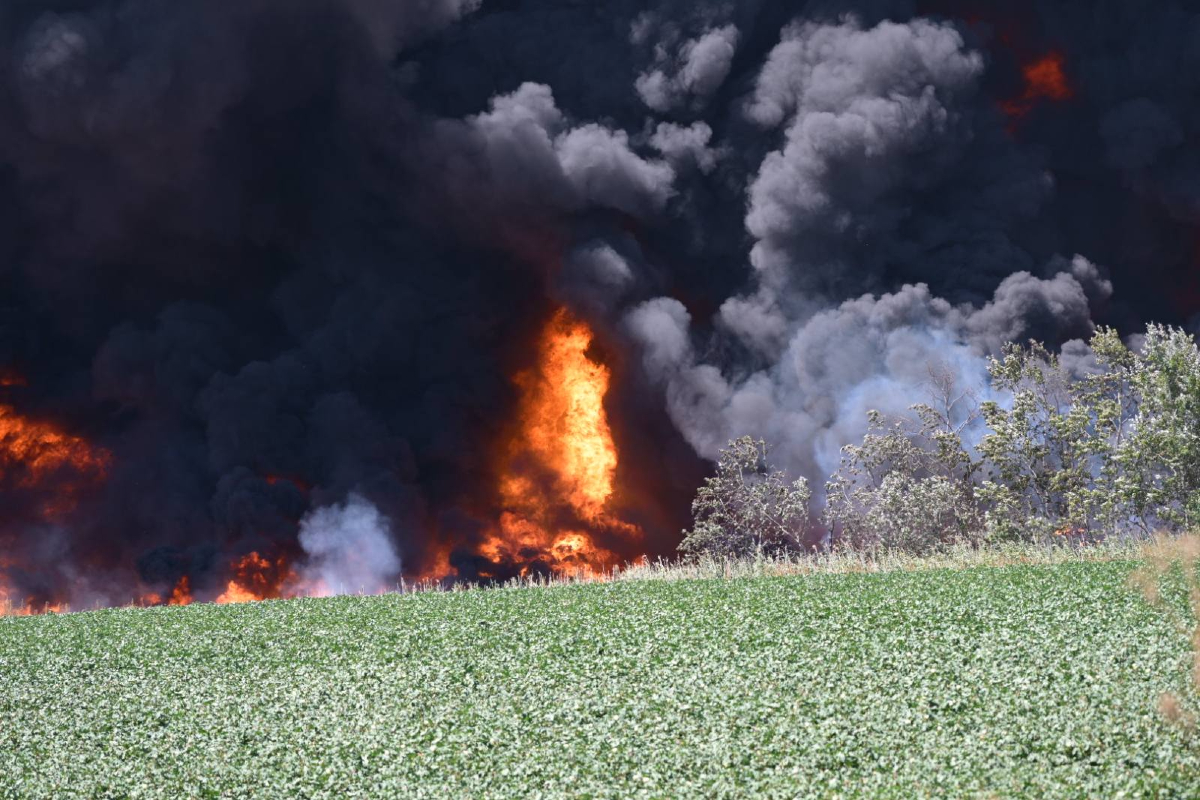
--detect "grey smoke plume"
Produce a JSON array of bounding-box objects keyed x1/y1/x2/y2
[
  {"x1": 621, "y1": 17, "x2": 1114, "y2": 495},
  {"x1": 635, "y1": 24, "x2": 740, "y2": 112},
  {"x1": 629, "y1": 257, "x2": 1111, "y2": 486},
  {"x1": 297, "y1": 495, "x2": 400, "y2": 596},
  {"x1": 345, "y1": 0, "x2": 480, "y2": 53}
]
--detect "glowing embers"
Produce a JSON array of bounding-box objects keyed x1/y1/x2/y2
[
  {"x1": 483, "y1": 309, "x2": 641, "y2": 578},
  {"x1": 1000, "y1": 51, "x2": 1073, "y2": 122}
]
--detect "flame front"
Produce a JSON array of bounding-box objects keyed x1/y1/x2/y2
[
  {"x1": 0, "y1": 397, "x2": 110, "y2": 616},
  {"x1": 168, "y1": 576, "x2": 194, "y2": 606},
  {"x1": 481, "y1": 309, "x2": 640, "y2": 578},
  {"x1": 215, "y1": 552, "x2": 296, "y2": 605}
]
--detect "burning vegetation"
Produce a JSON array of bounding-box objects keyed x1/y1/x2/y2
[
  {"x1": 215, "y1": 552, "x2": 296, "y2": 605},
  {"x1": 482, "y1": 308, "x2": 641, "y2": 579}
]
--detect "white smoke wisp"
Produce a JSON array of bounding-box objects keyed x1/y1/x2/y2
[{"x1": 296, "y1": 494, "x2": 401, "y2": 597}]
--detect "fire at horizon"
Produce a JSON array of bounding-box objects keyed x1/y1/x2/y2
[
  {"x1": 0, "y1": 397, "x2": 112, "y2": 616},
  {"x1": 478, "y1": 308, "x2": 642, "y2": 579}
]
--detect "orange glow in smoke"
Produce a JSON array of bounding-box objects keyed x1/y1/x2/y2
[
  {"x1": 215, "y1": 552, "x2": 296, "y2": 604},
  {"x1": 264, "y1": 474, "x2": 311, "y2": 493},
  {"x1": 479, "y1": 309, "x2": 641, "y2": 578},
  {"x1": 1001, "y1": 51, "x2": 1073, "y2": 121},
  {"x1": 0, "y1": 405, "x2": 109, "y2": 491}
]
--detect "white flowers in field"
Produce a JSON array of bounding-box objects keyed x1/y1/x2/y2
[
  {"x1": 4, "y1": 563, "x2": 1199, "y2": 798},
  {"x1": 685, "y1": 323, "x2": 1200, "y2": 557}
]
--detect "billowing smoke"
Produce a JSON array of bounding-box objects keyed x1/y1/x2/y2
[
  {"x1": 0, "y1": 0, "x2": 1197, "y2": 609},
  {"x1": 629, "y1": 255, "x2": 1110, "y2": 483},
  {"x1": 297, "y1": 494, "x2": 400, "y2": 596}
]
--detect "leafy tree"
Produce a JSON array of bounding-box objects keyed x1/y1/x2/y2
[
  {"x1": 1114, "y1": 324, "x2": 1200, "y2": 532},
  {"x1": 687, "y1": 324, "x2": 1200, "y2": 558},
  {"x1": 679, "y1": 436, "x2": 811, "y2": 558},
  {"x1": 825, "y1": 367, "x2": 983, "y2": 554},
  {"x1": 976, "y1": 341, "x2": 1095, "y2": 542},
  {"x1": 978, "y1": 325, "x2": 1200, "y2": 538}
]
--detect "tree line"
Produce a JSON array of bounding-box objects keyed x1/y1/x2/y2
[{"x1": 682, "y1": 325, "x2": 1200, "y2": 557}]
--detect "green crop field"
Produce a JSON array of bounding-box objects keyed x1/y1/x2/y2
[{"x1": 2, "y1": 561, "x2": 1198, "y2": 799}]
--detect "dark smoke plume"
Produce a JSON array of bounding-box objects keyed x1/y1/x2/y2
[{"x1": 0, "y1": 0, "x2": 1195, "y2": 608}]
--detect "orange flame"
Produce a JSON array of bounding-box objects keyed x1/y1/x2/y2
[
  {"x1": 509, "y1": 309, "x2": 619, "y2": 519},
  {"x1": 480, "y1": 309, "x2": 641, "y2": 578},
  {"x1": 0, "y1": 405, "x2": 109, "y2": 485},
  {"x1": 215, "y1": 552, "x2": 295, "y2": 604},
  {"x1": 125, "y1": 575, "x2": 193, "y2": 610},
  {"x1": 0, "y1": 403, "x2": 110, "y2": 521},
  {"x1": 0, "y1": 578, "x2": 67, "y2": 617},
  {"x1": 168, "y1": 576, "x2": 193, "y2": 606},
  {"x1": 0, "y1": 555, "x2": 65, "y2": 617},
  {"x1": 1001, "y1": 51, "x2": 1073, "y2": 121},
  {"x1": 2, "y1": 600, "x2": 68, "y2": 616}
]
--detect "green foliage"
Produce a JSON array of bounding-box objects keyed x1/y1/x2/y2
[
  {"x1": 787, "y1": 323, "x2": 1200, "y2": 556},
  {"x1": 825, "y1": 369, "x2": 984, "y2": 554},
  {"x1": 679, "y1": 436, "x2": 810, "y2": 558},
  {"x1": 2, "y1": 563, "x2": 1198, "y2": 798},
  {"x1": 977, "y1": 340, "x2": 1097, "y2": 541},
  {"x1": 1116, "y1": 324, "x2": 1200, "y2": 531},
  {"x1": 977, "y1": 325, "x2": 1200, "y2": 540}
]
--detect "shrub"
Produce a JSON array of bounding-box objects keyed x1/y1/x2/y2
[
  {"x1": 1114, "y1": 324, "x2": 1200, "y2": 532},
  {"x1": 976, "y1": 340, "x2": 1096, "y2": 542},
  {"x1": 825, "y1": 367, "x2": 983, "y2": 554},
  {"x1": 679, "y1": 436, "x2": 811, "y2": 558}
]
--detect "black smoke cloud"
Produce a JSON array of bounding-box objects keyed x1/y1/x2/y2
[{"x1": 0, "y1": 0, "x2": 1195, "y2": 606}]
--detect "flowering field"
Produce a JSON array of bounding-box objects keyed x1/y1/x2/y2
[{"x1": 2, "y1": 561, "x2": 1198, "y2": 798}]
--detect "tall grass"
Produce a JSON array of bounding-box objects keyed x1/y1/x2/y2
[{"x1": 490, "y1": 538, "x2": 1148, "y2": 590}]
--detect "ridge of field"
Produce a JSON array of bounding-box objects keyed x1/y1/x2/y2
[{"x1": 2, "y1": 561, "x2": 1198, "y2": 799}]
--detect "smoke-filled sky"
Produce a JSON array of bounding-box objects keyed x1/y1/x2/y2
[{"x1": 1, "y1": 0, "x2": 1196, "y2": 608}]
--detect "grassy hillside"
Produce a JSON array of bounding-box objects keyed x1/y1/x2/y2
[{"x1": 2, "y1": 561, "x2": 1198, "y2": 799}]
